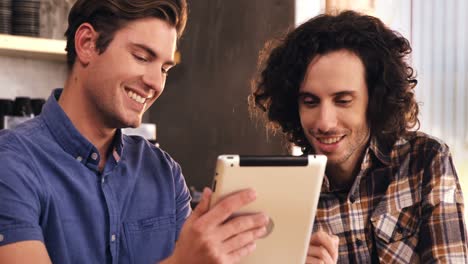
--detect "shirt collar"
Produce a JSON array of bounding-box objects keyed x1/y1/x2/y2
[
  {"x1": 321, "y1": 135, "x2": 397, "y2": 194},
  {"x1": 321, "y1": 144, "x2": 373, "y2": 194},
  {"x1": 41, "y1": 88, "x2": 124, "y2": 170},
  {"x1": 368, "y1": 137, "x2": 392, "y2": 166}
]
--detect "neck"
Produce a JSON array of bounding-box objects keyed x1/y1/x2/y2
[
  {"x1": 59, "y1": 73, "x2": 115, "y2": 170},
  {"x1": 326, "y1": 158, "x2": 363, "y2": 190}
]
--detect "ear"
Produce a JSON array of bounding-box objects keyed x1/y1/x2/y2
[{"x1": 74, "y1": 23, "x2": 98, "y2": 67}]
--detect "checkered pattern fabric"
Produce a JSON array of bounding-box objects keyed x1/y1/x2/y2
[{"x1": 313, "y1": 131, "x2": 468, "y2": 263}]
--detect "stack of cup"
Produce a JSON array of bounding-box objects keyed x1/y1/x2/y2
[
  {"x1": 31, "y1": 98, "x2": 46, "y2": 116},
  {"x1": 0, "y1": 99, "x2": 14, "y2": 116},
  {"x1": 12, "y1": 97, "x2": 33, "y2": 117},
  {"x1": 12, "y1": 0, "x2": 40, "y2": 37},
  {"x1": 0, "y1": 0, "x2": 12, "y2": 34},
  {"x1": 0, "y1": 97, "x2": 46, "y2": 130},
  {"x1": 0, "y1": 99, "x2": 14, "y2": 129}
]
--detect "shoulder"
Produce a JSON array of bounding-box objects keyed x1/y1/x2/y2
[
  {"x1": 0, "y1": 129, "x2": 44, "y2": 203},
  {"x1": 394, "y1": 132, "x2": 461, "y2": 200},
  {"x1": 0, "y1": 117, "x2": 46, "y2": 150},
  {"x1": 0, "y1": 130, "x2": 32, "y2": 162},
  {"x1": 0, "y1": 139, "x2": 32, "y2": 173},
  {"x1": 393, "y1": 131, "x2": 450, "y2": 163},
  {"x1": 0, "y1": 118, "x2": 49, "y2": 168},
  {"x1": 0, "y1": 121, "x2": 45, "y2": 171},
  {"x1": 385, "y1": 131, "x2": 454, "y2": 194}
]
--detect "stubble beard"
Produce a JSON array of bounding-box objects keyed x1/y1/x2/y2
[
  {"x1": 329, "y1": 125, "x2": 370, "y2": 168},
  {"x1": 310, "y1": 125, "x2": 370, "y2": 169}
]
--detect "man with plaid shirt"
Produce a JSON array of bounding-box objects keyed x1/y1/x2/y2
[{"x1": 250, "y1": 10, "x2": 468, "y2": 263}]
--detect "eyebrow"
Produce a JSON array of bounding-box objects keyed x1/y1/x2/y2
[
  {"x1": 298, "y1": 92, "x2": 317, "y2": 98},
  {"x1": 131, "y1": 42, "x2": 176, "y2": 66},
  {"x1": 298, "y1": 90, "x2": 357, "y2": 97},
  {"x1": 333, "y1": 91, "x2": 356, "y2": 97}
]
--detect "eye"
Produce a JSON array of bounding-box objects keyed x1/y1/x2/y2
[
  {"x1": 336, "y1": 99, "x2": 352, "y2": 105},
  {"x1": 133, "y1": 54, "x2": 149, "y2": 63},
  {"x1": 335, "y1": 96, "x2": 353, "y2": 106},
  {"x1": 299, "y1": 95, "x2": 319, "y2": 107}
]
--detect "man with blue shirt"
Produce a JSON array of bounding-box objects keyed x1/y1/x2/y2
[{"x1": 0, "y1": 0, "x2": 269, "y2": 263}]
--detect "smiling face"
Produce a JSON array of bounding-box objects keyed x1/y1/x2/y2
[
  {"x1": 298, "y1": 50, "x2": 370, "y2": 174},
  {"x1": 84, "y1": 17, "x2": 177, "y2": 129}
]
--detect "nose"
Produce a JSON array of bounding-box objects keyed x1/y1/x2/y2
[
  {"x1": 315, "y1": 104, "x2": 338, "y2": 134},
  {"x1": 142, "y1": 66, "x2": 165, "y2": 95}
]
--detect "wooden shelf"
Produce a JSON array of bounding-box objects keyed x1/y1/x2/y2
[
  {"x1": 0, "y1": 34, "x2": 66, "y2": 62},
  {"x1": 0, "y1": 34, "x2": 181, "y2": 63}
]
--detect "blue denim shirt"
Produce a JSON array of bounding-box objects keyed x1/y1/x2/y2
[{"x1": 0, "y1": 89, "x2": 192, "y2": 264}]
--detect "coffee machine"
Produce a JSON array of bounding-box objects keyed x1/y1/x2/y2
[{"x1": 0, "y1": 97, "x2": 45, "y2": 130}]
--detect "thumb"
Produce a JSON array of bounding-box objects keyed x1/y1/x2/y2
[
  {"x1": 333, "y1": 235, "x2": 339, "y2": 245},
  {"x1": 192, "y1": 187, "x2": 212, "y2": 218}
]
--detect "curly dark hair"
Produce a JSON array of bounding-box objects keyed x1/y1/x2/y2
[
  {"x1": 249, "y1": 10, "x2": 419, "y2": 153},
  {"x1": 65, "y1": 0, "x2": 187, "y2": 69}
]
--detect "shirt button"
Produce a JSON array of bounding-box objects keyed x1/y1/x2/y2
[
  {"x1": 0, "y1": 234, "x2": 4, "y2": 242},
  {"x1": 396, "y1": 225, "x2": 405, "y2": 234},
  {"x1": 91, "y1": 152, "x2": 98, "y2": 160},
  {"x1": 76, "y1": 156, "x2": 83, "y2": 162},
  {"x1": 111, "y1": 234, "x2": 116, "y2": 242},
  {"x1": 101, "y1": 177, "x2": 105, "y2": 184},
  {"x1": 356, "y1": 239, "x2": 363, "y2": 247}
]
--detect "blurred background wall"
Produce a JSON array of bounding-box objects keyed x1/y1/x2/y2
[{"x1": 147, "y1": 0, "x2": 293, "y2": 191}]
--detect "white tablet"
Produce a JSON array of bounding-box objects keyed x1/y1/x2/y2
[{"x1": 210, "y1": 155, "x2": 327, "y2": 264}]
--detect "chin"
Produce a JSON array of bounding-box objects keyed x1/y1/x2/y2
[
  {"x1": 322, "y1": 154, "x2": 342, "y2": 164},
  {"x1": 125, "y1": 121, "x2": 141, "y2": 128},
  {"x1": 116, "y1": 117, "x2": 142, "y2": 129}
]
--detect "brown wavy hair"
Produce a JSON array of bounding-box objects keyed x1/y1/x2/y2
[
  {"x1": 65, "y1": 0, "x2": 187, "y2": 69},
  {"x1": 250, "y1": 10, "x2": 419, "y2": 153}
]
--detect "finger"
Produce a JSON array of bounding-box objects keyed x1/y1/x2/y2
[
  {"x1": 305, "y1": 256, "x2": 324, "y2": 264},
  {"x1": 331, "y1": 235, "x2": 339, "y2": 261},
  {"x1": 222, "y1": 226, "x2": 266, "y2": 253},
  {"x1": 309, "y1": 231, "x2": 337, "y2": 261},
  {"x1": 198, "y1": 188, "x2": 257, "y2": 227},
  {"x1": 219, "y1": 213, "x2": 269, "y2": 240},
  {"x1": 227, "y1": 241, "x2": 257, "y2": 263},
  {"x1": 307, "y1": 245, "x2": 334, "y2": 264},
  {"x1": 191, "y1": 187, "x2": 212, "y2": 218}
]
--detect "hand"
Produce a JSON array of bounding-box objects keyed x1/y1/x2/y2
[
  {"x1": 163, "y1": 188, "x2": 269, "y2": 264},
  {"x1": 305, "y1": 230, "x2": 339, "y2": 264}
]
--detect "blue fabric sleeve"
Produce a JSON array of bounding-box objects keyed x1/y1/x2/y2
[
  {"x1": 172, "y1": 161, "x2": 192, "y2": 240},
  {"x1": 0, "y1": 150, "x2": 44, "y2": 246}
]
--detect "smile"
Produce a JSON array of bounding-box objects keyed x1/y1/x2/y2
[
  {"x1": 316, "y1": 136, "x2": 344, "y2": 144},
  {"x1": 125, "y1": 88, "x2": 153, "y2": 104}
]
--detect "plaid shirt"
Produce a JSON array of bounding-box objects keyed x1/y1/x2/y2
[{"x1": 313, "y1": 131, "x2": 468, "y2": 263}]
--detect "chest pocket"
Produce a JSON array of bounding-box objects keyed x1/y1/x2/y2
[
  {"x1": 123, "y1": 214, "x2": 176, "y2": 264},
  {"x1": 371, "y1": 204, "x2": 420, "y2": 244},
  {"x1": 371, "y1": 204, "x2": 421, "y2": 264}
]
